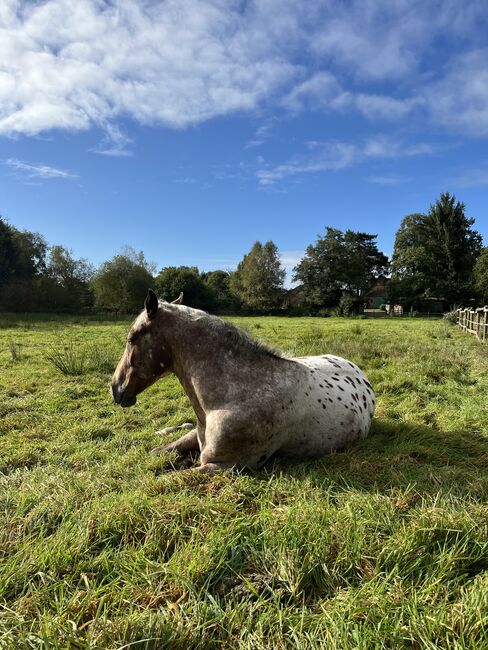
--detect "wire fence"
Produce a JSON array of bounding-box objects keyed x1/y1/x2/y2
[{"x1": 456, "y1": 306, "x2": 488, "y2": 341}]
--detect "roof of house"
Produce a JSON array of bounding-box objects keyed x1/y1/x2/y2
[{"x1": 363, "y1": 275, "x2": 390, "y2": 298}]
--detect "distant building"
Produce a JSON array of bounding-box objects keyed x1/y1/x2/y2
[
  {"x1": 363, "y1": 275, "x2": 390, "y2": 309},
  {"x1": 282, "y1": 285, "x2": 305, "y2": 309}
]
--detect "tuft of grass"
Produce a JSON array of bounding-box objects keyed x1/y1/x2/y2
[
  {"x1": 7, "y1": 340, "x2": 22, "y2": 361},
  {"x1": 44, "y1": 339, "x2": 87, "y2": 375},
  {"x1": 88, "y1": 343, "x2": 118, "y2": 374}
]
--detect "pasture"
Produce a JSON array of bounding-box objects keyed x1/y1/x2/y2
[{"x1": 0, "y1": 314, "x2": 487, "y2": 649}]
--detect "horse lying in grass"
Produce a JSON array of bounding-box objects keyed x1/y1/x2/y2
[{"x1": 111, "y1": 290, "x2": 375, "y2": 473}]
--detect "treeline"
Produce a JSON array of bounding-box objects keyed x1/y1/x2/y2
[{"x1": 1, "y1": 192, "x2": 487, "y2": 315}]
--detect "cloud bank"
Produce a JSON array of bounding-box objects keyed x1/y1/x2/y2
[{"x1": 1, "y1": 0, "x2": 488, "y2": 138}]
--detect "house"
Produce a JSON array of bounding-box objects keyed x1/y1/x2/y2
[
  {"x1": 363, "y1": 275, "x2": 390, "y2": 309},
  {"x1": 281, "y1": 285, "x2": 305, "y2": 309}
]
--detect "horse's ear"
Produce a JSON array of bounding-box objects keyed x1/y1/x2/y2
[
  {"x1": 171, "y1": 292, "x2": 184, "y2": 305},
  {"x1": 145, "y1": 289, "x2": 159, "y2": 319}
]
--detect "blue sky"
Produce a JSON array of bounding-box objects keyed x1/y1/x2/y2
[{"x1": 1, "y1": 0, "x2": 488, "y2": 284}]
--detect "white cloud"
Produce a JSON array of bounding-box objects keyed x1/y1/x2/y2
[
  {"x1": 282, "y1": 72, "x2": 344, "y2": 113},
  {"x1": 91, "y1": 124, "x2": 133, "y2": 157},
  {"x1": 366, "y1": 175, "x2": 411, "y2": 185},
  {"x1": 308, "y1": 0, "x2": 487, "y2": 82},
  {"x1": 245, "y1": 120, "x2": 276, "y2": 149},
  {"x1": 5, "y1": 158, "x2": 78, "y2": 180},
  {"x1": 257, "y1": 136, "x2": 433, "y2": 185},
  {"x1": 174, "y1": 177, "x2": 197, "y2": 184},
  {"x1": 425, "y1": 49, "x2": 488, "y2": 136},
  {"x1": 453, "y1": 168, "x2": 488, "y2": 188}
]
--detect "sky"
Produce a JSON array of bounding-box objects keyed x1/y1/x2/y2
[{"x1": 1, "y1": 0, "x2": 488, "y2": 285}]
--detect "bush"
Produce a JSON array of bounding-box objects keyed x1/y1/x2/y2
[
  {"x1": 338, "y1": 294, "x2": 364, "y2": 316},
  {"x1": 443, "y1": 309, "x2": 459, "y2": 325}
]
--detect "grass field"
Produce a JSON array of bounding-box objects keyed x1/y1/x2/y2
[{"x1": 0, "y1": 314, "x2": 487, "y2": 649}]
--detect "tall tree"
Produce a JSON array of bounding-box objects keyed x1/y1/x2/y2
[
  {"x1": 473, "y1": 248, "x2": 488, "y2": 304},
  {"x1": 0, "y1": 217, "x2": 48, "y2": 311},
  {"x1": 47, "y1": 246, "x2": 94, "y2": 310},
  {"x1": 91, "y1": 251, "x2": 154, "y2": 313},
  {"x1": 390, "y1": 193, "x2": 482, "y2": 306},
  {"x1": 10, "y1": 229, "x2": 47, "y2": 279},
  {"x1": 294, "y1": 227, "x2": 388, "y2": 307},
  {"x1": 0, "y1": 217, "x2": 16, "y2": 288},
  {"x1": 231, "y1": 241, "x2": 285, "y2": 311}
]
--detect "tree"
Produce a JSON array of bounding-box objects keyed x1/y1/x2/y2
[
  {"x1": 201, "y1": 270, "x2": 238, "y2": 312},
  {"x1": 0, "y1": 217, "x2": 48, "y2": 311},
  {"x1": 10, "y1": 229, "x2": 47, "y2": 279},
  {"x1": 0, "y1": 217, "x2": 16, "y2": 288},
  {"x1": 388, "y1": 214, "x2": 430, "y2": 306},
  {"x1": 473, "y1": 248, "x2": 488, "y2": 304},
  {"x1": 155, "y1": 266, "x2": 212, "y2": 310},
  {"x1": 91, "y1": 251, "x2": 154, "y2": 313},
  {"x1": 230, "y1": 241, "x2": 285, "y2": 311},
  {"x1": 46, "y1": 246, "x2": 94, "y2": 310},
  {"x1": 390, "y1": 193, "x2": 482, "y2": 306},
  {"x1": 293, "y1": 227, "x2": 388, "y2": 308}
]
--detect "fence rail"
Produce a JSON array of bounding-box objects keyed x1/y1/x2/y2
[{"x1": 456, "y1": 306, "x2": 488, "y2": 341}]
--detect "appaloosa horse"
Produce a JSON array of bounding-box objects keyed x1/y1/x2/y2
[{"x1": 111, "y1": 290, "x2": 375, "y2": 472}]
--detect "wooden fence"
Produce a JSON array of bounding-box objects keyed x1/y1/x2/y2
[{"x1": 457, "y1": 307, "x2": 488, "y2": 341}]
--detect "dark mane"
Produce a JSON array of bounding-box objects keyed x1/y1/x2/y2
[{"x1": 165, "y1": 303, "x2": 283, "y2": 359}]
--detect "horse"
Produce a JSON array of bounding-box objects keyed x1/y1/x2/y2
[{"x1": 111, "y1": 290, "x2": 375, "y2": 473}]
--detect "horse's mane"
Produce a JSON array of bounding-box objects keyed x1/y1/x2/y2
[{"x1": 162, "y1": 302, "x2": 283, "y2": 359}]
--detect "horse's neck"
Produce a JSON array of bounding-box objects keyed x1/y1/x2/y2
[
  {"x1": 163, "y1": 310, "x2": 261, "y2": 417},
  {"x1": 163, "y1": 312, "x2": 213, "y2": 420}
]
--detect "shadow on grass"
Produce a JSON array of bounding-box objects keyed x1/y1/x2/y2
[{"x1": 263, "y1": 417, "x2": 488, "y2": 500}]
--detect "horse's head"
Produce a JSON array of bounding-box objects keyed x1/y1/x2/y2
[{"x1": 111, "y1": 289, "x2": 183, "y2": 407}]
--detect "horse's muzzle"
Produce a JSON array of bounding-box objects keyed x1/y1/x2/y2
[{"x1": 111, "y1": 384, "x2": 137, "y2": 408}]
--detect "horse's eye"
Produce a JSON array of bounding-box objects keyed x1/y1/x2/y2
[{"x1": 128, "y1": 336, "x2": 135, "y2": 345}]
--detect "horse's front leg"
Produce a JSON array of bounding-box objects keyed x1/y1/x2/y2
[{"x1": 150, "y1": 428, "x2": 199, "y2": 455}]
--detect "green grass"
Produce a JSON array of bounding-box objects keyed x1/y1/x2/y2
[{"x1": 0, "y1": 315, "x2": 487, "y2": 649}]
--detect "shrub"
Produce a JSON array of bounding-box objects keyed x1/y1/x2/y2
[
  {"x1": 338, "y1": 294, "x2": 364, "y2": 316},
  {"x1": 443, "y1": 309, "x2": 459, "y2": 325}
]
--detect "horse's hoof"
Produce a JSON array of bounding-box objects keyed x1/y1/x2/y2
[
  {"x1": 150, "y1": 445, "x2": 169, "y2": 455},
  {"x1": 155, "y1": 422, "x2": 194, "y2": 436}
]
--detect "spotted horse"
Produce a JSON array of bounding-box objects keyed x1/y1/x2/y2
[{"x1": 111, "y1": 290, "x2": 375, "y2": 473}]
